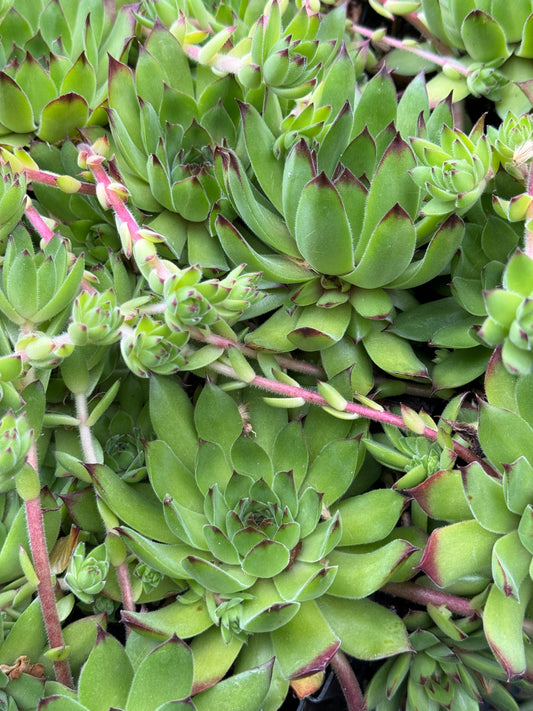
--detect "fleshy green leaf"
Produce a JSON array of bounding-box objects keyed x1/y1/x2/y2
[
  {"x1": 270, "y1": 600, "x2": 339, "y2": 679},
  {"x1": 122, "y1": 598, "x2": 213, "y2": 640},
  {"x1": 478, "y1": 400, "x2": 533, "y2": 472},
  {"x1": 363, "y1": 329, "x2": 429, "y2": 379},
  {"x1": 79, "y1": 628, "x2": 134, "y2": 711},
  {"x1": 193, "y1": 659, "x2": 274, "y2": 711},
  {"x1": 194, "y1": 384, "x2": 243, "y2": 451},
  {"x1": 149, "y1": 377, "x2": 198, "y2": 470},
  {"x1": 304, "y1": 438, "x2": 361, "y2": 506},
  {"x1": 462, "y1": 461, "x2": 519, "y2": 533},
  {"x1": 332, "y1": 489, "x2": 405, "y2": 545},
  {"x1": 294, "y1": 173, "x2": 354, "y2": 275},
  {"x1": 326, "y1": 540, "x2": 416, "y2": 598},
  {"x1": 0, "y1": 72, "x2": 35, "y2": 133},
  {"x1": 419, "y1": 519, "x2": 498, "y2": 587},
  {"x1": 125, "y1": 636, "x2": 193, "y2": 711},
  {"x1": 344, "y1": 204, "x2": 416, "y2": 288},
  {"x1": 461, "y1": 10, "x2": 510, "y2": 62},
  {"x1": 318, "y1": 596, "x2": 411, "y2": 659},
  {"x1": 38, "y1": 94, "x2": 89, "y2": 143},
  {"x1": 483, "y1": 579, "x2": 532, "y2": 678},
  {"x1": 240, "y1": 102, "x2": 284, "y2": 213}
]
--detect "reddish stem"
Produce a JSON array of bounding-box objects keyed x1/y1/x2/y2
[
  {"x1": 330, "y1": 650, "x2": 366, "y2": 711},
  {"x1": 78, "y1": 144, "x2": 145, "y2": 259},
  {"x1": 24, "y1": 201, "x2": 56, "y2": 243},
  {"x1": 25, "y1": 491, "x2": 73, "y2": 687},
  {"x1": 188, "y1": 327, "x2": 325, "y2": 377},
  {"x1": 382, "y1": 581, "x2": 477, "y2": 618},
  {"x1": 25, "y1": 168, "x2": 96, "y2": 195},
  {"x1": 352, "y1": 23, "x2": 469, "y2": 76},
  {"x1": 115, "y1": 561, "x2": 136, "y2": 616},
  {"x1": 210, "y1": 362, "x2": 498, "y2": 475}
]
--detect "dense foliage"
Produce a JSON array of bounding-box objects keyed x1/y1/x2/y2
[{"x1": 2, "y1": 1, "x2": 533, "y2": 710}]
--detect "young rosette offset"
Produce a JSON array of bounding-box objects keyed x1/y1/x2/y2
[
  {"x1": 120, "y1": 316, "x2": 188, "y2": 378},
  {"x1": 0, "y1": 411, "x2": 32, "y2": 491},
  {"x1": 410, "y1": 119, "x2": 492, "y2": 217},
  {"x1": 479, "y1": 250, "x2": 533, "y2": 373},
  {"x1": 489, "y1": 111, "x2": 533, "y2": 181},
  {"x1": 0, "y1": 0, "x2": 135, "y2": 142},
  {"x1": 68, "y1": 289, "x2": 124, "y2": 346},
  {"x1": 63, "y1": 542, "x2": 109, "y2": 605},
  {"x1": 0, "y1": 229, "x2": 84, "y2": 329},
  {"x1": 414, "y1": 0, "x2": 533, "y2": 115},
  {"x1": 93, "y1": 380, "x2": 415, "y2": 708},
  {"x1": 163, "y1": 264, "x2": 263, "y2": 332}
]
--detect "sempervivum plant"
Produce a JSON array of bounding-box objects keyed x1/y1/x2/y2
[
  {"x1": 85, "y1": 379, "x2": 417, "y2": 709},
  {"x1": 365, "y1": 607, "x2": 526, "y2": 711},
  {"x1": 409, "y1": 118, "x2": 492, "y2": 217},
  {"x1": 213, "y1": 71, "x2": 469, "y2": 387},
  {"x1": 479, "y1": 250, "x2": 533, "y2": 373},
  {"x1": 106, "y1": 23, "x2": 238, "y2": 227},
  {"x1": 409, "y1": 350, "x2": 533, "y2": 679},
  {"x1": 0, "y1": 0, "x2": 135, "y2": 143},
  {"x1": 369, "y1": 0, "x2": 533, "y2": 116},
  {"x1": 37, "y1": 627, "x2": 276, "y2": 711}
]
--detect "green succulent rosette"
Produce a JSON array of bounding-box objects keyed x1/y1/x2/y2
[
  {"x1": 410, "y1": 119, "x2": 492, "y2": 217},
  {"x1": 411, "y1": 382, "x2": 533, "y2": 679},
  {"x1": 366, "y1": 607, "x2": 525, "y2": 711},
  {"x1": 68, "y1": 289, "x2": 124, "y2": 346},
  {"x1": 106, "y1": 23, "x2": 234, "y2": 224},
  {"x1": 36, "y1": 626, "x2": 276, "y2": 711},
  {"x1": 212, "y1": 73, "x2": 470, "y2": 386},
  {"x1": 479, "y1": 250, "x2": 533, "y2": 374},
  {"x1": 0, "y1": 228, "x2": 84, "y2": 330},
  {"x1": 488, "y1": 111, "x2": 533, "y2": 180},
  {"x1": 85, "y1": 379, "x2": 416, "y2": 707},
  {"x1": 63, "y1": 542, "x2": 109, "y2": 605},
  {"x1": 407, "y1": 0, "x2": 533, "y2": 115},
  {"x1": 0, "y1": 0, "x2": 136, "y2": 143},
  {"x1": 364, "y1": 422, "x2": 455, "y2": 491},
  {"x1": 120, "y1": 316, "x2": 189, "y2": 378},
  {"x1": 0, "y1": 411, "x2": 33, "y2": 490},
  {"x1": 162, "y1": 263, "x2": 263, "y2": 332}
]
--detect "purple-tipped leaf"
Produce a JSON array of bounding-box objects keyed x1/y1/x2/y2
[
  {"x1": 483, "y1": 580, "x2": 532, "y2": 679},
  {"x1": 271, "y1": 600, "x2": 340, "y2": 679},
  {"x1": 294, "y1": 172, "x2": 354, "y2": 275}
]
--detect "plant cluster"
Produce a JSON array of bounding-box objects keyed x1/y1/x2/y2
[{"x1": 2, "y1": 1, "x2": 533, "y2": 710}]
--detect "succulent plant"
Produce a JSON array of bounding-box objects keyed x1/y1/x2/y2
[
  {"x1": 410, "y1": 118, "x2": 492, "y2": 216},
  {"x1": 106, "y1": 24, "x2": 234, "y2": 224},
  {"x1": 119, "y1": 316, "x2": 189, "y2": 378},
  {"x1": 365, "y1": 608, "x2": 526, "y2": 711},
  {"x1": 410, "y1": 366, "x2": 533, "y2": 678},
  {"x1": 212, "y1": 73, "x2": 469, "y2": 386},
  {"x1": 479, "y1": 250, "x2": 533, "y2": 373},
  {"x1": 63, "y1": 542, "x2": 109, "y2": 605},
  {"x1": 0, "y1": 0, "x2": 135, "y2": 143},
  {"x1": 2, "y1": 1, "x2": 533, "y2": 709},
  {"x1": 371, "y1": 0, "x2": 533, "y2": 115},
  {"x1": 489, "y1": 110, "x2": 533, "y2": 181},
  {"x1": 37, "y1": 627, "x2": 275, "y2": 711},
  {"x1": 0, "y1": 411, "x2": 33, "y2": 489},
  {"x1": 80, "y1": 379, "x2": 417, "y2": 708},
  {"x1": 0, "y1": 229, "x2": 83, "y2": 329},
  {"x1": 68, "y1": 289, "x2": 124, "y2": 347}
]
